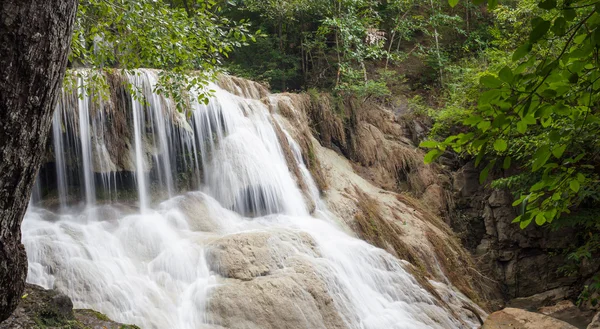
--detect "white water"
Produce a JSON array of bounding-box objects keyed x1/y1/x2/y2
[{"x1": 24, "y1": 70, "x2": 477, "y2": 329}]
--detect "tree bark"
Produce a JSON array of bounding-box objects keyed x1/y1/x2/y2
[{"x1": 0, "y1": 0, "x2": 77, "y2": 321}]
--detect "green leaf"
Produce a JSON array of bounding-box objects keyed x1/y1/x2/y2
[
  {"x1": 513, "y1": 43, "x2": 532, "y2": 61},
  {"x1": 477, "y1": 120, "x2": 491, "y2": 131},
  {"x1": 564, "y1": 9, "x2": 576, "y2": 21},
  {"x1": 479, "y1": 161, "x2": 495, "y2": 185},
  {"x1": 480, "y1": 75, "x2": 503, "y2": 88},
  {"x1": 535, "y1": 212, "x2": 546, "y2": 226},
  {"x1": 552, "y1": 17, "x2": 567, "y2": 36},
  {"x1": 499, "y1": 67, "x2": 513, "y2": 83},
  {"x1": 503, "y1": 156, "x2": 512, "y2": 169},
  {"x1": 577, "y1": 173, "x2": 585, "y2": 182},
  {"x1": 464, "y1": 115, "x2": 483, "y2": 125},
  {"x1": 538, "y1": 0, "x2": 556, "y2": 10},
  {"x1": 479, "y1": 89, "x2": 502, "y2": 104},
  {"x1": 419, "y1": 140, "x2": 438, "y2": 148},
  {"x1": 517, "y1": 121, "x2": 528, "y2": 134},
  {"x1": 529, "y1": 19, "x2": 551, "y2": 43},
  {"x1": 520, "y1": 217, "x2": 533, "y2": 229},
  {"x1": 530, "y1": 180, "x2": 546, "y2": 192},
  {"x1": 532, "y1": 145, "x2": 551, "y2": 171},
  {"x1": 424, "y1": 149, "x2": 441, "y2": 164},
  {"x1": 570, "y1": 180, "x2": 580, "y2": 193},
  {"x1": 512, "y1": 195, "x2": 526, "y2": 206},
  {"x1": 552, "y1": 144, "x2": 566, "y2": 158},
  {"x1": 493, "y1": 139, "x2": 508, "y2": 152},
  {"x1": 448, "y1": 0, "x2": 459, "y2": 7}
]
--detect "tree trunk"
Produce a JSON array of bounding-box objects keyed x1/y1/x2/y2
[{"x1": 0, "y1": 0, "x2": 77, "y2": 321}]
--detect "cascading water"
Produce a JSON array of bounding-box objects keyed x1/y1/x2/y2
[{"x1": 24, "y1": 69, "x2": 480, "y2": 329}]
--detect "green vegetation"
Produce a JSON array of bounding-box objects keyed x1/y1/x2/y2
[
  {"x1": 71, "y1": 0, "x2": 255, "y2": 107},
  {"x1": 222, "y1": 0, "x2": 491, "y2": 94},
  {"x1": 418, "y1": 0, "x2": 600, "y2": 296}
]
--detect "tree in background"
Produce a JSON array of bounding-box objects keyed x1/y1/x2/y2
[
  {"x1": 223, "y1": 0, "x2": 491, "y2": 95},
  {"x1": 0, "y1": 1, "x2": 78, "y2": 321}
]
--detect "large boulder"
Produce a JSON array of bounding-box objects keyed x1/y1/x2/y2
[
  {"x1": 204, "y1": 231, "x2": 350, "y2": 329},
  {"x1": 482, "y1": 308, "x2": 577, "y2": 329}
]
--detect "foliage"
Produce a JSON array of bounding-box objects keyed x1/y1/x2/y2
[
  {"x1": 420, "y1": 0, "x2": 600, "y2": 277},
  {"x1": 222, "y1": 0, "x2": 492, "y2": 93},
  {"x1": 71, "y1": 0, "x2": 254, "y2": 107},
  {"x1": 424, "y1": 0, "x2": 600, "y2": 228}
]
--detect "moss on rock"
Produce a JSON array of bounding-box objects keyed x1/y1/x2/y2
[{"x1": 0, "y1": 284, "x2": 139, "y2": 329}]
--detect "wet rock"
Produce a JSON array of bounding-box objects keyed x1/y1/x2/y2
[
  {"x1": 0, "y1": 284, "x2": 138, "y2": 329},
  {"x1": 206, "y1": 231, "x2": 319, "y2": 281},
  {"x1": 206, "y1": 267, "x2": 349, "y2": 329},
  {"x1": 205, "y1": 231, "x2": 349, "y2": 329},
  {"x1": 170, "y1": 193, "x2": 218, "y2": 232},
  {"x1": 482, "y1": 308, "x2": 578, "y2": 329}
]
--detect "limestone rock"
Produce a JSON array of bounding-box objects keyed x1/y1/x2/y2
[
  {"x1": 206, "y1": 267, "x2": 349, "y2": 329},
  {"x1": 483, "y1": 308, "x2": 578, "y2": 329},
  {"x1": 205, "y1": 231, "x2": 349, "y2": 329},
  {"x1": 206, "y1": 230, "x2": 319, "y2": 281}
]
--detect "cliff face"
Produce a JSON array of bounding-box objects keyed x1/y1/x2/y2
[{"x1": 451, "y1": 163, "x2": 600, "y2": 307}]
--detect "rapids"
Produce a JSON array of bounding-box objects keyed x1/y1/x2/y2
[{"x1": 24, "y1": 70, "x2": 479, "y2": 329}]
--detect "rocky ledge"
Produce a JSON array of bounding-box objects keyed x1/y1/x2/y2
[
  {"x1": 483, "y1": 306, "x2": 600, "y2": 329},
  {"x1": 0, "y1": 284, "x2": 139, "y2": 329}
]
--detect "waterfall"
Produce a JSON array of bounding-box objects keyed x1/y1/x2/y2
[
  {"x1": 24, "y1": 69, "x2": 480, "y2": 329},
  {"x1": 77, "y1": 76, "x2": 96, "y2": 206}
]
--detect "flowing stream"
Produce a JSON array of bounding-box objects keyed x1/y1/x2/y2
[{"x1": 24, "y1": 70, "x2": 478, "y2": 329}]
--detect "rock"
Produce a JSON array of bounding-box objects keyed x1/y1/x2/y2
[
  {"x1": 0, "y1": 284, "x2": 138, "y2": 329},
  {"x1": 74, "y1": 309, "x2": 139, "y2": 329},
  {"x1": 453, "y1": 163, "x2": 480, "y2": 197},
  {"x1": 539, "y1": 300, "x2": 576, "y2": 315},
  {"x1": 489, "y1": 190, "x2": 511, "y2": 208},
  {"x1": 170, "y1": 192, "x2": 219, "y2": 232},
  {"x1": 206, "y1": 230, "x2": 319, "y2": 281},
  {"x1": 483, "y1": 308, "x2": 578, "y2": 329},
  {"x1": 538, "y1": 300, "x2": 596, "y2": 328},
  {"x1": 206, "y1": 266, "x2": 349, "y2": 329},
  {"x1": 589, "y1": 312, "x2": 600, "y2": 329},
  {"x1": 421, "y1": 184, "x2": 447, "y2": 216},
  {"x1": 508, "y1": 287, "x2": 571, "y2": 310},
  {"x1": 205, "y1": 231, "x2": 348, "y2": 329}
]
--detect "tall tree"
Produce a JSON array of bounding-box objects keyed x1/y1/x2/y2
[{"x1": 0, "y1": 0, "x2": 78, "y2": 321}]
